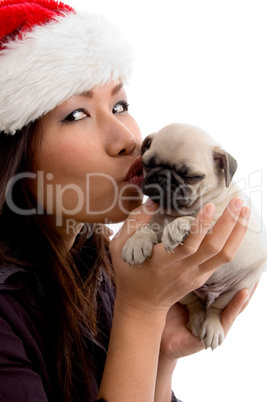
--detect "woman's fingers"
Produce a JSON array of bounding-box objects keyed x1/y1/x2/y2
[
  {"x1": 221, "y1": 289, "x2": 249, "y2": 336},
  {"x1": 116, "y1": 197, "x2": 249, "y2": 274},
  {"x1": 221, "y1": 282, "x2": 258, "y2": 336},
  {"x1": 181, "y1": 198, "x2": 247, "y2": 269},
  {"x1": 112, "y1": 197, "x2": 250, "y2": 292},
  {"x1": 199, "y1": 203, "x2": 250, "y2": 274},
  {"x1": 162, "y1": 203, "x2": 216, "y2": 261},
  {"x1": 239, "y1": 281, "x2": 259, "y2": 313},
  {"x1": 167, "y1": 198, "x2": 247, "y2": 266}
]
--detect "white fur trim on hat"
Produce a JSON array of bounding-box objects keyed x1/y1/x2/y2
[{"x1": 0, "y1": 12, "x2": 132, "y2": 134}]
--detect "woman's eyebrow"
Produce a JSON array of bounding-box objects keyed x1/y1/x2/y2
[
  {"x1": 79, "y1": 82, "x2": 123, "y2": 99},
  {"x1": 81, "y1": 90, "x2": 94, "y2": 98},
  {"x1": 111, "y1": 82, "x2": 123, "y2": 96}
]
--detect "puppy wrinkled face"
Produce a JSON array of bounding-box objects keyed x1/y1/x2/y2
[
  {"x1": 142, "y1": 161, "x2": 205, "y2": 210},
  {"x1": 140, "y1": 125, "x2": 209, "y2": 212}
]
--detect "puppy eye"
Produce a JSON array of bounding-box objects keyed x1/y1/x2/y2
[
  {"x1": 184, "y1": 175, "x2": 205, "y2": 184},
  {"x1": 146, "y1": 140, "x2": 152, "y2": 149},
  {"x1": 141, "y1": 136, "x2": 153, "y2": 155},
  {"x1": 113, "y1": 101, "x2": 129, "y2": 114},
  {"x1": 62, "y1": 109, "x2": 89, "y2": 122}
]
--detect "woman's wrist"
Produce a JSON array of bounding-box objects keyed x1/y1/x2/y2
[{"x1": 114, "y1": 294, "x2": 169, "y2": 321}]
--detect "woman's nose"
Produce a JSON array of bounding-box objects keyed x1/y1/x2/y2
[{"x1": 103, "y1": 116, "x2": 137, "y2": 156}]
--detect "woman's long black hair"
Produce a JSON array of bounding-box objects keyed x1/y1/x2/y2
[{"x1": 0, "y1": 122, "x2": 113, "y2": 401}]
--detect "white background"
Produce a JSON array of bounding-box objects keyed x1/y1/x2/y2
[{"x1": 68, "y1": 1, "x2": 267, "y2": 401}]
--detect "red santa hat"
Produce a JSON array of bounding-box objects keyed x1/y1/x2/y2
[{"x1": 0, "y1": 0, "x2": 132, "y2": 134}]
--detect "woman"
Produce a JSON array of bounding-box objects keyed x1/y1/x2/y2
[{"x1": 0, "y1": 1, "x2": 254, "y2": 401}]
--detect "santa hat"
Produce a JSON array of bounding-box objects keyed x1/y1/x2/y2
[{"x1": 0, "y1": 0, "x2": 132, "y2": 134}]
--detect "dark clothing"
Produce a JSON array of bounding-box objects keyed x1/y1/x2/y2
[{"x1": 0, "y1": 265, "x2": 181, "y2": 401}]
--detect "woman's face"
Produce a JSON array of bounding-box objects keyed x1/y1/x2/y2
[{"x1": 31, "y1": 80, "x2": 143, "y2": 230}]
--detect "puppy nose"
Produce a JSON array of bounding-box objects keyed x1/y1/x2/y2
[{"x1": 158, "y1": 176, "x2": 169, "y2": 189}]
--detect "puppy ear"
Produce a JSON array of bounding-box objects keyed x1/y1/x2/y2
[
  {"x1": 213, "y1": 146, "x2": 238, "y2": 187},
  {"x1": 141, "y1": 134, "x2": 154, "y2": 155}
]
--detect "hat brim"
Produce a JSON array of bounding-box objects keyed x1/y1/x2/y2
[{"x1": 0, "y1": 12, "x2": 132, "y2": 134}]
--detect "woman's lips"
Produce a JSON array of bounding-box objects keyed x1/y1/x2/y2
[
  {"x1": 127, "y1": 173, "x2": 144, "y2": 188},
  {"x1": 125, "y1": 156, "x2": 144, "y2": 188}
]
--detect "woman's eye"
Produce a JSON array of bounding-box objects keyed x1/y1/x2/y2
[
  {"x1": 113, "y1": 101, "x2": 129, "y2": 114},
  {"x1": 62, "y1": 109, "x2": 89, "y2": 122}
]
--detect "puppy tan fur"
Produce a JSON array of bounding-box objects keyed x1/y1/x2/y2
[{"x1": 122, "y1": 123, "x2": 267, "y2": 349}]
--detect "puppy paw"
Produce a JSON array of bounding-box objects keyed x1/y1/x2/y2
[
  {"x1": 199, "y1": 320, "x2": 224, "y2": 350},
  {"x1": 162, "y1": 217, "x2": 194, "y2": 252},
  {"x1": 187, "y1": 310, "x2": 206, "y2": 338},
  {"x1": 122, "y1": 227, "x2": 158, "y2": 266}
]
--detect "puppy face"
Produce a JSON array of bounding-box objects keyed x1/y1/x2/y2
[{"x1": 141, "y1": 123, "x2": 237, "y2": 212}]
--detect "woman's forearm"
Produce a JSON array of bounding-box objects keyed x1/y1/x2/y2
[
  {"x1": 154, "y1": 355, "x2": 177, "y2": 402},
  {"x1": 98, "y1": 299, "x2": 167, "y2": 401}
]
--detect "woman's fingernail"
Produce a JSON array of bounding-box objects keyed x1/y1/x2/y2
[
  {"x1": 243, "y1": 207, "x2": 251, "y2": 220},
  {"x1": 234, "y1": 198, "x2": 244, "y2": 211},
  {"x1": 242, "y1": 289, "x2": 250, "y2": 304},
  {"x1": 206, "y1": 203, "x2": 216, "y2": 218}
]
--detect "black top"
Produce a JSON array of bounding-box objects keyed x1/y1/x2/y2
[{"x1": 0, "y1": 265, "x2": 181, "y2": 401}]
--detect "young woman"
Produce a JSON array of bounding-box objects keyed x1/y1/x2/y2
[{"x1": 0, "y1": 1, "x2": 255, "y2": 401}]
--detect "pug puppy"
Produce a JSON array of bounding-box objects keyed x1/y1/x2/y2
[{"x1": 122, "y1": 123, "x2": 267, "y2": 350}]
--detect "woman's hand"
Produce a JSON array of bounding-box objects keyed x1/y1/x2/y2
[
  {"x1": 154, "y1": 284, "x2": 258, "y2": 402},
  {"x1": 109, "y1": 197, "x2": 250, "y2": 315},
  {"x1": 101, "y1": 199, "x2": 250, "y2": 401},
  {"x1": 159, "y1": 282, "x2": 258, "y2": 361}
]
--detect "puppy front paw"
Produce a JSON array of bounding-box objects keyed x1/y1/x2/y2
[
  {"x1": 122, "y1": 227, "x2": 158, "y2": 266},
  {"x1": 162, "y1": 217, "x2": 194, "y2": 252}
]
